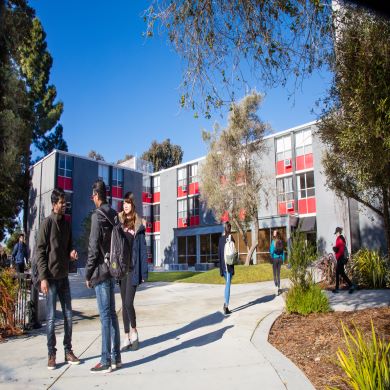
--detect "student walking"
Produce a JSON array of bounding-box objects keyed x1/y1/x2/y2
[
  {"x1": 332, "y1": 227, "x2": 355, "y2": 294},
  {"x1": 218, "y1": 222, "x2": 235, "y2": 315},
  {"x1": 119, "y1": 192, "x2": 148, "y2": 351},
  {"x1": 12, "y1": 233, "x2": 28, "y2": 274},
  {"x1": 270, "y1": 230, "x2": 285, "y2": 295},
  {"x1": 86, "y1": 180, "x2": 121, "y2": 373},
  {"x1": 36, "y1": 188, "x2": 80, "y2": 370}
]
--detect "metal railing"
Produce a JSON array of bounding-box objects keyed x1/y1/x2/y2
[{"x1": 13, "y1": 273, "x2": 33, "y2": 330}]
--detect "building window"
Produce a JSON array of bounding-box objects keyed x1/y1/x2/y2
[
  {"x1": 143, "y1": 175, "x2": 151, "y2": 193},
  {"x1": 98, "y1": 164, "x2": 109, "y2": 185},
  {"x1": 142, "y1": 204, "x2": 151, "y2": 223},
  {"x1": 177, "y1": 199, "x2": 187, "y2": 219},
  {"x1": 177, "y1": 167, "x2": 187, "y2": 188},
  {"x1": 276, "y1": 135, "x2": 292, "y2": 162},
  {"x1": 153, "y1": 176, "x2": 160, "y2": 193},
  {"x1": 200, "y1": 233, "x2": 220, "y2": 263},
  {"x1": 297, "y1": 172, "x2": 315, "y2": 199},
  {"x1": 189, "y1": 196, "x2": 199, "y2": 217},
  {"x1": 295, "y1": 129, "x2": 312, "y2": 156},
  {"x1": 112, "y1": 168, "x2": 123, "y2": 188},
  {"x1": 277, "y1": 176, "x2": 294, "y2": 202},
  {"x1": 65, "y1": 192, "x2": 72, "y2": 215},
  {"x1": 189, "y1": 163, "x2": 198, "y2": 183},
  {"x1": 153, "y1": 204, "x2": 160, "y2": 222},
  {"x1": 58, "y1": 155, "x2": 73, "y2": 178},
  {"x1": 177, "y1": 235, "x2": 196, "y2": 266}
]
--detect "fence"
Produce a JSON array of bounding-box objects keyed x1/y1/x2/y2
[{"x1": 13, "y1": 274, "x2": 33, "y2": 330}]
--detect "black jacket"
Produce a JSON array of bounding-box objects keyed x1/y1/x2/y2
[
  {"x1": 218, "y1": 235, "x2": 235, "y2": 277},
  {"x1": 130, "y1": 223, "x2": 148, "y2": 286},
  {"x1": 85, "y1": 203, "x2": 117, "y2": 287},
  {"x1": 36, "y1": 213, "x2": 72, "y2": 281}
]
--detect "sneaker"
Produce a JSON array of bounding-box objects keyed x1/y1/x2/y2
[
  {"x1": 277, "y1": 288, "x2": 281, "y2": 296},
  {"x1": 111, "y1": 359, "x2": 122, "y2": 370},
  {"x1": 90, "y1": 362, "x2": 112, "y2": 374},
  {"x1": 121, "y1": 337, "x2": 131, "y2": 352},
  {"x1": 130, "y1": 331, "x2": 139, "y2": 351},
  {"x1": 223, "y1": 304, "x2": 232, "y2": 315},
  {"x1": 65, "y1": 350, "x2": 80, "y2": 365},
  {"x1": 332, "y1": 289, "x2": 339, "y2": 294},
  {"x1": 47, "y1": 354, "x2": 56, "y2": 370}
]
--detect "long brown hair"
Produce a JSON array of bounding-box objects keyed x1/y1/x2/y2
[{"x1": 122, "y1": 191, "x2": 136, "y2": 230}]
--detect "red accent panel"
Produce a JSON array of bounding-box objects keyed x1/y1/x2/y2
[
  {"x1": 298, "y1": 199, "x2": 308, "y2": 214},
  {"x1": 178, "y1": 218, "x2": 188, "y2": 228},
  {"x1": 190, "y1": 216, "x2": 200, "y2": 226},
  {"x1": 142, "y1": 192, "x2": 152, "y2": 203},
  {"x1": 153, "y1": 221, "x2": 160, "y2": 232},
  {"x1": 145, "y1": 222, "x2": 153, "y2": 233},
  {"x1": 296, "y1": 155, "x2": 305, "y2": 171},
  {"x1": 276, "y1": 161, "x2": 293, "y2": 176},
  {"x1": 177, "y1": 186, "x2": 187, "y2": 198},
  {"x1": 221, "y1": 211, "x2": 229, "y2": 222},
  {"x1": 305, "y1": 153, "x2": 313, "y2": 169},
  {"x1": 278, "y1": 202, "x2": 287, "y2": 215},
  {"x1": 153, "y1": 192, "x2": 160, "y2": 203},
  {"x1": 189, "y1": 182, "x2": 199, "y2": 195},
  {"x1": 111, "y1": 187, "x2": 123, "y2": 199},
  {"x1": 64, "y1": 215, "x2": 71, "y2": 223},
  {"x1": 307, "y1": 197, "x2": 316, "y2": 213},
  {"x1": 57, "y1": 176, "x2": 73, "y2": 191}
]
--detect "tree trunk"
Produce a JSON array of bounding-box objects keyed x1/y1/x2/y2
[
  {"x1": 245, "y1": 216, "x2": 259, "y2": 266},
  {"x1": 382, "y1": 186, "x2": 390, "y2": 259}
]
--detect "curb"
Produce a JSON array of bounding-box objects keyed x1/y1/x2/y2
[{"x1": 251, "y1": 310, "x2": 316, "y2": 390}]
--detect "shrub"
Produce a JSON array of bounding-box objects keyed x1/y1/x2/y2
[
  {"x1": 315, "y1": 253, "x2": 337, "y2": 286},
  {"x1": 286, "y1": 283, "x2": 330, "y2": 315},
  {"x1": 351, "y1": 249, "x2": 389, "y2": 288},
  {"x1": 327, "y1": 321, "x2": 390, "y2": 390},
  {"x1": 0, "y1": 268, "x2": 20, "y2": 337}
]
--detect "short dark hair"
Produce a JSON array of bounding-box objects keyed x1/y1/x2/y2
[
  {"x1": 19, "y1": 233, "x2": 25, "y2": 238},
  {"x1": 51, "y1": 187, "x2": 65, "y2": 205},
  {"x1": 224, "y1": 221, "x2": 231, "y2": 235},
  {"x1": 92, "y1": 179, "x2": 107, "y2": 202}
]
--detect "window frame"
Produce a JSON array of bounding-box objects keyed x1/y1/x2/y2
[
  {"x1": 297, "y1": 171, "x2": 315, "y2": 199},
  {"x1": 58, "y1": 155, "x2": 73, "y2": 178},
  {"x1": 276, "y1": 176, "x2": 294, "y2": 202},
  {"x1": 177, "y1": 167, "x2": 187, "y2": 188},
  {"x1": 275, "y1": 135, "x2": 292, "y2": 162},
  {"x1": 295, "y1": 129, "x2": 313, "y2": 157}
]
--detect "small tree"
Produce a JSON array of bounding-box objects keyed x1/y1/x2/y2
[
  {"x1": 141, "y1": 139, "x2": 183, "y2": 172},
  {"x1": 200, "y1": 92, "x2": 268, "y2": 265},
  {"x1": 76, "y1": 212, "x2": 92, "y2": 262},
  {"x1": 117, "y1": 154, "x2": 134, "y2": 165},
  {"x1": 87, "y1": 150, "x2": 105, "y2": 161}
]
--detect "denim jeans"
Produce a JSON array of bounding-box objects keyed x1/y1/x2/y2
[
  {"x1": 223, "y1": 271, "x2": 232, "y2": 306},
  {"x1": 46, "y1": 277, "x2": 73, "y2": 356},
  {"x1": 95, "y1": 278, "x2": 121, "y2": 365},
  {"x1": 272, "y1": 258, "x2": 283, "y2": 288}
]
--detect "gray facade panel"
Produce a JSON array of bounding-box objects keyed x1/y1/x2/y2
[
  {"x1": 358, "y1": 207, "x2": 386, "y2": 252},
  {"x1": 41, "y1": 153, "x2": 56, "y2": 195},
  {"x1": 160, "y1": 168, "x2": 177, "y2": 264}
]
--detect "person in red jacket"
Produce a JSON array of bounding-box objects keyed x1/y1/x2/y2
[{"x1": 332, "y1": 227, "x2": 355, "y2": 293}]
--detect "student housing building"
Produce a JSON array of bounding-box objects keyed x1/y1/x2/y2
[{"x1": 27, "y1": 121, "x2": 386, "y2": 270}]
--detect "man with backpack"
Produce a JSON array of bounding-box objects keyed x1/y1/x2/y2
[
  {"x1": 270, "y1": 230, "x2": 285, "y2": 295},
  {"x1": 85, "y1": 179, "x2": 121, "y2": 373},
  {"x1": 36, "y1": 188, "x2": 80, "y2": 370},
  {"x1": 12, "y1": 233, "x2": 28, "y2": 273}
]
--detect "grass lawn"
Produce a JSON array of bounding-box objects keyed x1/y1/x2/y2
[{"x1": 148, "y1": 263, "x2": 290, "y2": 284}]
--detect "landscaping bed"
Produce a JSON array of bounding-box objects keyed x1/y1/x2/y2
[{"x1": 268, "y1": 306, "x2": 390, "y2": 390}]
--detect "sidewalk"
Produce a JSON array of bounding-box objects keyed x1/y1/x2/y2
[{"x1": 0, "y1": 275, "x2": 389, "y2": 390}]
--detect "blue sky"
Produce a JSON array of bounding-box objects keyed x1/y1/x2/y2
[{"x1": 30, "y1": 0, "x2": 331, "y2": 164}]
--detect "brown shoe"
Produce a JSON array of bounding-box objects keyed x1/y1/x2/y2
[
  {"x1": 65, "y1": 350, "x2": 80, "y2": 365},
  {"x1": 48, "y1": 354, "x2": 56, "y2": 370}
]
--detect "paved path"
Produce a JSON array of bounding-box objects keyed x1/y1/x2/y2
[{"x1": 1, "y1": 275, "x2": 389, "y2": 390}]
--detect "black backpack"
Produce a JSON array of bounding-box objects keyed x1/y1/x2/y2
[
  {"x1": 96, "y1": 209, "x2": 132, "y2": 279},
  {"x1": 274, "y1": 239, "x2": 284, "y2": 256}
]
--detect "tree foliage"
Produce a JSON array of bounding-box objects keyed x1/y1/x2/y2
[
  {"x1": 141, "y1": 139, "x2": 183, "y2": 172},
  {"x1": 317, "y1": 5, "x2": 390, "y2": 254},
  {"x1": 88, "y1": 150, "x2": 105, "y2": 162},
  {"x1": 199, "y1": 92, "x2": 268, "y2": 265},
  {"x1": 145, "y1": 0, "x2": 332, "y2": 114},
  {"x1": 117, "y1": 154, "x2": 134, "y2": 165},
  {"x1": 0, "y1": 0, "x2": 65, "y2": 239}
]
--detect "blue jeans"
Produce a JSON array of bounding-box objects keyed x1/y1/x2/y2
[
  {"x1": 223, "y1": 271, "x2": 232, "y2": 306},
  {"x1": 46, "y1": 277, "x2": 73, "y2": 355},
  {"x1": 95, "y1": 278, "x2": 121, "y2": 365}
]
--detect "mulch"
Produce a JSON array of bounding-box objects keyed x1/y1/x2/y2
[{"x1": 268, "y1": 306, "x2": 390, "y2": 390}]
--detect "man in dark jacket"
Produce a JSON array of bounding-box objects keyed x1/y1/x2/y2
[
  {"x1": 12, "y1": 233, "x2": 28, "y2": 273},
  {"x1": 86, "y1": 179, "x2": 121, "y2": 373},
  {"x1": 36, "y1": 188, "x2": 80, "y2": 370}
]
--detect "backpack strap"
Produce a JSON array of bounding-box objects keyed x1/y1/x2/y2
[{"x1": 96, "y1": 208, "x2": 115, "y2": 226}]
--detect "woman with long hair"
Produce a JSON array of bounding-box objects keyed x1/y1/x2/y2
[
  {"x1": 218, "y1": 221, "x2": 235, "y2": 315},
  {"x1": 118, "y1": 192, "x2": 148, "y2": 351},
  {"x1": 270, "y1": 229, "x2": 285, "y2": 295}
]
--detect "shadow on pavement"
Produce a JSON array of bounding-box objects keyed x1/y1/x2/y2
[
  {"x1": 140, "y1": 311, "x2": 226, "y2": 349},
  {"x1": 231, "y1": 294, "x2": 275, "y2": 313},
  {"x1": 122, "y1": 325, "x2": 234, "y2": 369}
]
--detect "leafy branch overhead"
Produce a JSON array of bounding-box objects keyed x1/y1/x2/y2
[{"x1": 145, "y1": 0, "x2": 332, "y2": 113}]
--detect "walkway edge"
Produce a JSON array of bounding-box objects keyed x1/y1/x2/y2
[{"x1": 251, "y1": 310, "x2": 316, "y2": 390}]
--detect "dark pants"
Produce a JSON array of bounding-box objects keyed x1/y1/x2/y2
[
  {"x1": 46, "y1": 277, "x2": 73, "y2": 356},
  {"x1": 15, "y1": 263, "x2": 25, "y2": 274},
  {"x1": 272, "y1": 258, "x2": 283, "y2": 288},
  {"x1": 120, "y1": 272, "x2": 137, "y2": 332},
  {"x1": 335, "y1": 258, "x2": 352, "y2": 289}
]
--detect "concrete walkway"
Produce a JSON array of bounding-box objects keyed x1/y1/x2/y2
[{"x1": 0, "y1": 275, "x2": 389, "y2": 390}]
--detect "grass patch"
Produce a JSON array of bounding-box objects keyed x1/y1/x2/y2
[
  {"x1": 286, "y1": 284, "x2": 330, "y2": 315},
  {"x1": 148, "y1": 263, "x2": 290, "y2": 284}
]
